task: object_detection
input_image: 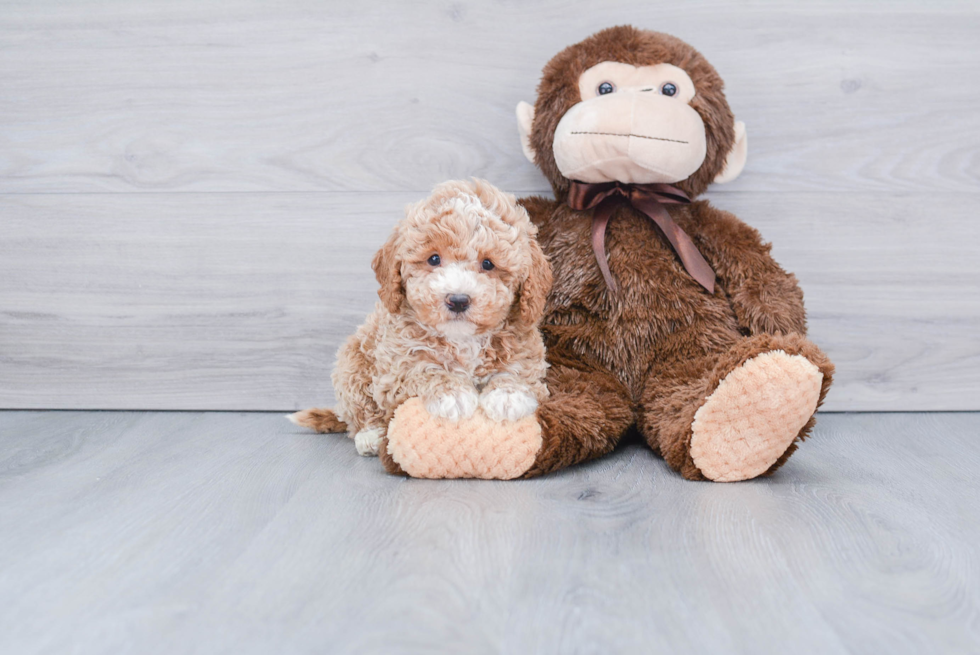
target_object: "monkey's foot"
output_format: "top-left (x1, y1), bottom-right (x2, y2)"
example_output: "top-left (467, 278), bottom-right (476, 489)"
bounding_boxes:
top-left (382, 398), bottom-right (542, 479)
top-left (690, 350), bottom-right (823, 482)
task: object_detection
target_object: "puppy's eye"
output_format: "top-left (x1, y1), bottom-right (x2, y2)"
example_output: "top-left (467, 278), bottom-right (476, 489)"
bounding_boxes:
top-left (481, 259), bottom-right (495, 271)
top-left (597, 81), bottom-right (615, 96)
top-left (660, 82), bottom-right (677, 97)
top-left (427, 254), bottom-right (441, 266)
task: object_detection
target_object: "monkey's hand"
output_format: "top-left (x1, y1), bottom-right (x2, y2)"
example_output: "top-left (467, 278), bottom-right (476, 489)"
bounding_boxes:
top-left (381, 398), bottom-right (542, 479)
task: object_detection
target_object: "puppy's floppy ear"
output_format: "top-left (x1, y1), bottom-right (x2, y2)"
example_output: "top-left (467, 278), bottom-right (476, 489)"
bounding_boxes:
top-left (372, 228), bottom-right (404, 314)
top-left (516, 238), bottom-right (552, 327)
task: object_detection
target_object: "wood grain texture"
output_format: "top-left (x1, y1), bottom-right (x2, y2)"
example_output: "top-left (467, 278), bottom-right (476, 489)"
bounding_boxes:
top-left (2, 191), bottom-right (978, 411)
top-left (0, 193), bottom-right (393, 412)
top-left (1, 0), bottom-right (978, 410)
top-left (0, 1), bottom-right (977, 194)
top-left (1, 410), bottom-right (979, 654)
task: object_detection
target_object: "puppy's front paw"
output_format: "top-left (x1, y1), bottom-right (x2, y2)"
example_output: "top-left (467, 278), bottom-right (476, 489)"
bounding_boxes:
top-left (353, 428), bottom-right (385, 456)
top-left (480, 388), bottom-right (539, 422)
top-left (425, 388), bottom-right (479, 422)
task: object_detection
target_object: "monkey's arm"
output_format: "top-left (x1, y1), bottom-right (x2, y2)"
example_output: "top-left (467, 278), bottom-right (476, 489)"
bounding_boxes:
top-left (688, 201), bottom-right (807, 336)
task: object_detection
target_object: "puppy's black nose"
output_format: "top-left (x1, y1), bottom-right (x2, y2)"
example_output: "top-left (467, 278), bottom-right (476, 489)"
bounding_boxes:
top-left (447, 294), bottom-right (471, 313)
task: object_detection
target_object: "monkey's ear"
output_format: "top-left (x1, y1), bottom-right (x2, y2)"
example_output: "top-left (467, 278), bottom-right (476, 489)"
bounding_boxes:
top-left (713, 121), bottom-right (748, 184)
top-left (371, 228), bottom-right (404, 314)
top-left (516, 101), bottom-right (536, 163)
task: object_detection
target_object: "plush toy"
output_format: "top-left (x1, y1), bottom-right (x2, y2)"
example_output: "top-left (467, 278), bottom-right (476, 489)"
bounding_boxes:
top-left (383, 25), bottom-right (834, 482)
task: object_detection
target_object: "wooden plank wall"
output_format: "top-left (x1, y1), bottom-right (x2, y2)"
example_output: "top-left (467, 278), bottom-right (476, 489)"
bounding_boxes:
top-left (1, 1), bottom-right (978, 411)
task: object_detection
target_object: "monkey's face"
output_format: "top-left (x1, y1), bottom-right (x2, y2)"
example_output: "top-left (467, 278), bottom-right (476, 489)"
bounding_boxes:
top-left (516, 27), bottom-right (748, 198)
top-left (552, 62), bottom-right (707, 185)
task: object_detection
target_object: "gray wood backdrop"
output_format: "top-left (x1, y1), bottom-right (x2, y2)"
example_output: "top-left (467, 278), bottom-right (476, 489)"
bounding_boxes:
top-left (1, 1), bottom-right (978, 412)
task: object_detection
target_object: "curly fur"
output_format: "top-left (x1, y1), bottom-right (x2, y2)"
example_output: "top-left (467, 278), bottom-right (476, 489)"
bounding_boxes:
top-left (291, 179), bottom-right (553, 456)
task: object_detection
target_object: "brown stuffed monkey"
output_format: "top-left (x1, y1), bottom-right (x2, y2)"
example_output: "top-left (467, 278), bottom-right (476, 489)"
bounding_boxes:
top-left (383, 25), bottom-right (834, 482)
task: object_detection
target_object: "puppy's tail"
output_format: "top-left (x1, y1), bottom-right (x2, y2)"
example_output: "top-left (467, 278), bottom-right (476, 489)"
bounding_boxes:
top-left (287, 408), bottom-right (348, 433)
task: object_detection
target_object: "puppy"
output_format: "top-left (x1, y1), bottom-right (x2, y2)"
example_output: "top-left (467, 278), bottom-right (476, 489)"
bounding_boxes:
top-left (289, 179), bottom-right (552, 456)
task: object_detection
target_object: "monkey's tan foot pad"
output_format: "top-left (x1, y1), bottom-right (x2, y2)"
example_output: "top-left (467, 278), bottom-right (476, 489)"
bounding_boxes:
top-left (386, 398), bottom-right (542, 479)
top-left (690, 350), bottom-right (823, 482)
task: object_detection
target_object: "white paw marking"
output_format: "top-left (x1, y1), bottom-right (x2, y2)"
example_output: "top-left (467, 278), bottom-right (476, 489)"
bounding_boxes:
top-left (480, 388), bottom-right (538, 422)
top-left (354, 428), bottom-right (385, 457)
top-left (425, 387), bottom-right (479, 422)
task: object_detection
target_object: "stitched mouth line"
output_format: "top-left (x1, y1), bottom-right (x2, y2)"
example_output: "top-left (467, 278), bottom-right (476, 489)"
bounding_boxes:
top-left (569, 131), bottom-right (689, 144)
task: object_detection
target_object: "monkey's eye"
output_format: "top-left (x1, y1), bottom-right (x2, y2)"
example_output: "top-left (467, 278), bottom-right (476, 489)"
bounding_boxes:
top-left (481, 259), bottom-right (495, 271)
top-left (661, 82), bottom-right (678, 97)
top-left (597, 81), bottom-right (615, 96)
top-left (427, 254), bottom-right (441, 266)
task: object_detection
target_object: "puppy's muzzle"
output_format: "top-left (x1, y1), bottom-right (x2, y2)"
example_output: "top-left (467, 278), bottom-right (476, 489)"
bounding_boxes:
top-left (446, 294), bottom-right (471, 314)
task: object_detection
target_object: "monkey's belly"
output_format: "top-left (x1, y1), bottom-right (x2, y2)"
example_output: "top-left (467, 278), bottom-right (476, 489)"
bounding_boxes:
top-left (543, 216), bottom-right (741, 393)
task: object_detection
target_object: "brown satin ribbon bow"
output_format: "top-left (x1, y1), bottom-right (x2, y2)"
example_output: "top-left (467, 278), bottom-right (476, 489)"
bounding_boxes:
top-left (566, 180), bottom-right (715, 294)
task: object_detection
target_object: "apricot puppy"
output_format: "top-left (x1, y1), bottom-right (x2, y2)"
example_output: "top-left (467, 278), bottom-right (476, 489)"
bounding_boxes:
top-left (289, 179), bottom-right (552, 456)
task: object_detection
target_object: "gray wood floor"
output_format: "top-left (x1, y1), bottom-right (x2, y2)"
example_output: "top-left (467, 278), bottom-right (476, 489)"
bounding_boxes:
top-left (1, 411), bottom-right (978, 654)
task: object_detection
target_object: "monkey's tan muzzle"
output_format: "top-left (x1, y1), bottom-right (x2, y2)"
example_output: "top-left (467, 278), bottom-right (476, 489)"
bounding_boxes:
top-left (552, 92), bottom-right (708, 185)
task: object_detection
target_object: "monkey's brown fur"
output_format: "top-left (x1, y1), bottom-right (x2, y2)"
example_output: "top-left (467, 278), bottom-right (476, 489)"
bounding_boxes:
top-left (516, 26), bottom-right (834, 480)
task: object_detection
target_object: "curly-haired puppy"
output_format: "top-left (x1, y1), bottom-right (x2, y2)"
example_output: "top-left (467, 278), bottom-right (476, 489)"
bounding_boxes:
top-left (289, 179), bottom-right (552, 456)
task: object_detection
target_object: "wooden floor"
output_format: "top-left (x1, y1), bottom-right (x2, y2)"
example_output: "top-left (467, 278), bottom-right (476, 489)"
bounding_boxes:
top-left (1, 412), bottom-right (978, 653)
